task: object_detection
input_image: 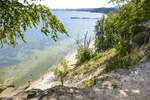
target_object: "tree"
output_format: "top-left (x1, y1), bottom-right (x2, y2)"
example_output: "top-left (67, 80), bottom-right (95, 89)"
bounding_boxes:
top-left (52, 58), bottom-right (70, 86)
top-left (109, 0), bottom-right (141, 7)
top-left (94, 16), bottom-right (106, 51)
top-left (95, 0), bottom-right (150, 55)
top-left (109, 0), bottom-right (130, 8)
top-left (95, 13), bottom-right (117, 51)
top-left (0, 0), bottom-right (68, 47)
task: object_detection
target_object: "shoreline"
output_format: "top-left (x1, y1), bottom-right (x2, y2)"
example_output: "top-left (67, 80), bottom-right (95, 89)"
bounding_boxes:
top-left (27, 50), bottom-right (77, 90)
top-left (27, 41), bottom-right (94, 90)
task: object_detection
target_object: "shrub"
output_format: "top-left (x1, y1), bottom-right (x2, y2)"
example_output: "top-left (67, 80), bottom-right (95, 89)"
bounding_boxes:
top-left (76, 33), bottom-right (94, 66)
top-left (95, 14), bottom-right (116, 52)
top-left (94, 0), bottom-right (150, 55)
top-left (105, 55), bottom-right (132, 72)
top-left (79, 79), bottom-right (94, 88)
top-left (113, 34), bottom-right (130, 56)
top-left (105, 48), bottom-right (144, 73)
top-left (130, 25), bottom-right (146, 34)
top-left (52, 58), bottom-right (70, 85)
top-left (76, 46), bottom-right (94, 66)
top-left (93, 0), bottom-right (150, 74)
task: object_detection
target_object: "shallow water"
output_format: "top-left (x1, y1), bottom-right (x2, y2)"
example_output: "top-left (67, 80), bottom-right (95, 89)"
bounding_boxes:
top-left (0, 11), bottom-right (103, 87)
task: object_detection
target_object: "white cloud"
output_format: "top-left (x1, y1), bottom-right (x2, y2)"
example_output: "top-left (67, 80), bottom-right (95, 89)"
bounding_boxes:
top-left (33, 0), bottom-right (114, 9)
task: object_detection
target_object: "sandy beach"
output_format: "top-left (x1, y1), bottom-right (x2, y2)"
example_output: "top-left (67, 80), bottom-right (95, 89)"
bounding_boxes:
top-left (27, 50), bottom-right (77, 90)
top-left (27, 41), bottom-right (94, 90)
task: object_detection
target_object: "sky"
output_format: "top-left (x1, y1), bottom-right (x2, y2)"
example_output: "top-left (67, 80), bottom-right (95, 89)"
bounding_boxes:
top-left (33, 0), bottom-right (114, 9)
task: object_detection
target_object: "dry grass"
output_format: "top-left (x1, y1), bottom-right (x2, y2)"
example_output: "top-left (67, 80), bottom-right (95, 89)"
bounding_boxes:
top-left (73, 49), bottom-right (116, 76)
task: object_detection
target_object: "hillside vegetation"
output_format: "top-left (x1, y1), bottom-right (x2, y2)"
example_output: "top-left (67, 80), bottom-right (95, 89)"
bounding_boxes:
top-left (61, 0), bottom-right (150, 88)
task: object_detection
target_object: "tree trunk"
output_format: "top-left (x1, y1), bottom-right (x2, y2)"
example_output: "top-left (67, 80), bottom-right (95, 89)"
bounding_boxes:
top-left (61, 78), bottom-right (64, 86)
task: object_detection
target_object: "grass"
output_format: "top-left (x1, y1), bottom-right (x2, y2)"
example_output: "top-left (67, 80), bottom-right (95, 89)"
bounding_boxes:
top-left (79, 73), bottom-right (111, 88)
top-left (64, 49), bottom-right (116, 85)
top-left (104, 47), bottom-right (145, 73)
top-left (72, 49), bottom-right (116, 76)
top-left (78, 50), bottom-right (144, 88)
top-left (65, 43), bottom-right (147, 89)
top-left (79, 79), bottom-right (94, 88)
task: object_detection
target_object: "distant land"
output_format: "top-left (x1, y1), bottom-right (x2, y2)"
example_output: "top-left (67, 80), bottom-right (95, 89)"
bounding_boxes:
top-left (52, 7), bottom-right (118, 14)
top-left (70, 17), bottom-right (100, 19)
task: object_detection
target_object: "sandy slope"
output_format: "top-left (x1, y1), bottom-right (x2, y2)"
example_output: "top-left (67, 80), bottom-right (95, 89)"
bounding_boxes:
top-left (28, 42), bottom-right (94, 90)
top-left (27, 51), bottom-right (77, 90)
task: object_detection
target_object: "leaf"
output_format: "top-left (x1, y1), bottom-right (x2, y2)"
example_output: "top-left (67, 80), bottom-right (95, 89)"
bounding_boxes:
top-left (0, 0), bottom-right (68, 47)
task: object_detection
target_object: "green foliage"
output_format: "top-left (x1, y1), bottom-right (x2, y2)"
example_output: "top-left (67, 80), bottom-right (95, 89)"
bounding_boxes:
top-left (109, 0), bottom-right (128, 4)
top-left (130, 25), bottom-right (146, 34)
top-left (76, 46), bottom-right (94, 66)
top-left (79, 79), bottom-right (94, 88)
top-left (136, 0), bottom-right (150, 22)
top-left (94, 0), bottom-right (150, 74)
top-left (70, 49), bottom-right (116, 77)
top-left (105, 48), bottom-right (144, 72)
top-left (0, 0), bottom-right (68, 47)
top-left (105, 56), bottom-right (132, 72)
top-left (95, 13), bottom-right (118, 52)
top-left (109, 0), bottom-right (140, 7)
top-left (94, 16), bottom-right (107, 51)
top-left (114, 34), bottom-right (130, 56)
top-left (52, 58), bottom-right (70, 85)
top-left (95, 0), bottom-right (150, 55)
top-left (76, 33), bottom-right (94, 66)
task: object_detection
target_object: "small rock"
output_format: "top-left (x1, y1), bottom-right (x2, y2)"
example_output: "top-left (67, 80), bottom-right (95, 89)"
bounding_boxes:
top-left (0, 87), bottom-right (5, 93)
top-left (27, 91), bottom-right (36, 99)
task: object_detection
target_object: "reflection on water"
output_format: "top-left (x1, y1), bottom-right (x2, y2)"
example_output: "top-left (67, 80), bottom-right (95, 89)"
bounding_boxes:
top-left (0, 11), bottom-right (103, 87)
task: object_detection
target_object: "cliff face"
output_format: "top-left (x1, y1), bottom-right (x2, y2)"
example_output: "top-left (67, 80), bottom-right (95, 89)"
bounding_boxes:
top-left (1, 60), bottom-right (150, 100)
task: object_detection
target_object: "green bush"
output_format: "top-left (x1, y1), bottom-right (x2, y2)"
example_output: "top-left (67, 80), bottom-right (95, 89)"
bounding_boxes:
top-left (75, 33), bottom-right (94, 66)
top-left (105, 56), bottom-right (132, 72)
top-left (95, 14), bottom-right (116, 52)
top-left (94, 0), bottom-right (150, 73)
top-left (52, 58), bottom-right (70, 85)
top-left (105, 48), bottom-right (144, 73)
top-left (76, 46), bottom-right (94, 66)
top-left (130, 25), bottom-right (146, 34)
top-left (94, 0), bottom-right (150, 56)
top-left (136, 0), bottom-right (150, 22)
top-left (114, 34), bottom-right (130, 56)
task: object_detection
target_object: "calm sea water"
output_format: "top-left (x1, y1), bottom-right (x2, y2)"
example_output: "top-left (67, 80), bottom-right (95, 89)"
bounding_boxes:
top-left (0, 11), bottom-right (103, 86)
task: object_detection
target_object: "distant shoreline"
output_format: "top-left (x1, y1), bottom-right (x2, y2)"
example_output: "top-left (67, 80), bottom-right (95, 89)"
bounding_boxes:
top-left (51, 7), bottom-right (118, 14)
top-left (70, 17), bottom-right (100, 19)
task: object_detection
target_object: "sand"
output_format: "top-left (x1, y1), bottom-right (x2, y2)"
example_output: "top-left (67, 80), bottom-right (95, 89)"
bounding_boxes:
top-left (27, 50), bottom-right (77, 90)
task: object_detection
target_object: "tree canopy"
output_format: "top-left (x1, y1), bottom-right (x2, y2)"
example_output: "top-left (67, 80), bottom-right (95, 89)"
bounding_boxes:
top-left (95, 0), bottom-right (150, 53)
top-left (0, 0), bottom-right (68, 47)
